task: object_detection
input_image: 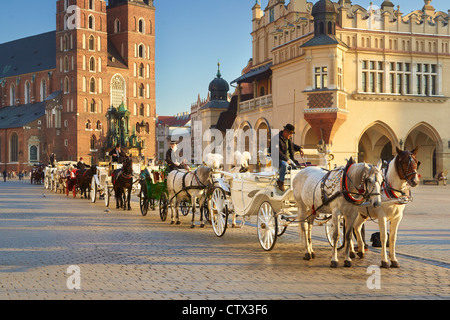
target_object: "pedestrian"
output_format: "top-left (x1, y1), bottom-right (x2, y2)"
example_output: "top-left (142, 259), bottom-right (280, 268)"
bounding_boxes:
top-left (3, 169), bottom-right (6, 182)
top-left (438, 171), bottom-right (447, 186)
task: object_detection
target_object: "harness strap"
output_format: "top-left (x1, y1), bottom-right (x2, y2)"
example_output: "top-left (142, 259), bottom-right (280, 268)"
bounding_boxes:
top-left (341, 163), bottom-right (365, 205)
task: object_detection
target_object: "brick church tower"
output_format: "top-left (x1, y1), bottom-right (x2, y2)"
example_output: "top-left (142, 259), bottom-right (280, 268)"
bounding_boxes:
top-left (52, 0), bottom-right (156, 164)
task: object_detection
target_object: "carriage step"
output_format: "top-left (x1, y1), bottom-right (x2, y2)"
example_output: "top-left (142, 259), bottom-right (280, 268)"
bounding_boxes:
top-left (281, 214), bottom-right (297, 221)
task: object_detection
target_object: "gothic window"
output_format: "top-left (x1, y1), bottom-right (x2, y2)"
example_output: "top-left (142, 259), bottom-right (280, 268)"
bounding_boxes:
top-left (10, 133), bottom-right (18, 162)
top-left (139, 84), bottom-right (144, 98)
top-left (64, 77), bottom-right (70, 93)
top-left (89, 57), bottom-right (96, 71)
top-left (64, 35), bottom-right (69, 51)
top-left (139, 63), bottom-right (144, 77)
top-left (136, 122), bottom-right (141, 134)
top-left (10, 84), bottom-right (15, 106)
top-left (90, 99), bottom-right (96, 113)
top-left (24, 81), bottom-right (31, 104)
top-left (90, 135), bottom-right (97, 151)
top-left (114, 19), bottom-right (120, 33)
top-left (139, 104), bottom-right (144, 116)
top-left (138, 19), bottom-right (145, 33)
top-left (90, 77), bottom-right (96, 93)
top-left (96, 120), bottom-right (102, 130)
top-left (88, 15), bottom-right (94, 30)
top-left (89, 0), bottom-right (94, 10)
top-left (138, 44), bottom-right (144, 58)
top-left (64, 56), bottom-right (69, 72)
top-left (110, 74), bottom-right (126, 108)
top-left (30, 145), bottom-right (38, 162)
top-left (85, 120), bottom-right (91, 130)
top-left (89, 35), bottom-right (95, 50)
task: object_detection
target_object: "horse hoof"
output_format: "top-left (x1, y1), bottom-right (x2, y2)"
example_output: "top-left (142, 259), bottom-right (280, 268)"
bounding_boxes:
top-left (127, 207), bottom-right (131, 211)
top-left (391, 261), bottom-right (400, 268)
top-left (200, 224), bottom-right (205, 228)
top-left (381, 261), bottom-right (390, 268)
top-left (350, 252), bottom-right (356, 259)
top-left (170, 221), bottom-right (175, 225)
top-left (190, 225), bottom-right (195, 229)
top-left (303, 253), bottom-right (311, 261)
top-left (344, 260), bottom-right (352, 268)
top-left (232, 223), bottom-right (237, 228)
top-left (311, 252), bottom-right (316, 259)
top-left (357, 252), bottom-right (364, 259)
top-left (330, 261), bottom-right (338, 268)
top-left (176, 221), bottom-right (181, 225)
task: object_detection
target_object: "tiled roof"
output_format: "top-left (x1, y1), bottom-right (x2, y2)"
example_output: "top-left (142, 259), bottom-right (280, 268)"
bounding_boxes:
top-left (157, 115), bottom-right (191, 127)
top-left (0, 31), bottom-right (56, 79)
top-left (0, 101), bottom-right (46, 129)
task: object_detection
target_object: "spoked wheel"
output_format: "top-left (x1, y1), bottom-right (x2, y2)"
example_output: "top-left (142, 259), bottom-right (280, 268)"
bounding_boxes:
top-left (277, 214), bottom-right (287, 237)
top-left (91, 176), bottom-right (97, 203)
top-left (104, 181), bottom-right (110, 207)
top-left (324, 215), bottom-right (345, 250)
top-left (159, 193), bottom-right (169, 221)
top-left (140, 185), bottom-right (149, 216)
top-left (257, 201), bottom-right (278, 251)
top-left (210, 187), bottom-right (228, 237)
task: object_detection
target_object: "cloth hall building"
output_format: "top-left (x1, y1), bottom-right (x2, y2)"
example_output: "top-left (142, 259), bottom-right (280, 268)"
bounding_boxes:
top-left (227, 0), bottom-right (450, 180)
top-left (0, 0), bottom-right (156, 172)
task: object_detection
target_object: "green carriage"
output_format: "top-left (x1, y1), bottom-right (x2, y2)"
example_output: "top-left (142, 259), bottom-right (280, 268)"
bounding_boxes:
top-left (139, 166), bottom-right (170, 220)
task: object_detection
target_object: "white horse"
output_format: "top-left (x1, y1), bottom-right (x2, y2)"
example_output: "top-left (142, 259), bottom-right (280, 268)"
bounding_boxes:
top-left (167, 166), bottom-right (213, 228)
top-left (353, 147), bottom-right (420, 268)
top-left (292, 158), bottom-right (383, 268)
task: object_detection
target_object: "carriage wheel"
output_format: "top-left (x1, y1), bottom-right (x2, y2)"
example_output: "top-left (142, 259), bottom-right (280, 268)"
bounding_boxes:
top-left (179, 199), bottom-right (190, 217)
top-left (257, 201), bottom-right (278, 251)
top-left (91, 177), bottom-right (97, 203)
top-left (277, 214), bottom-right (287, 237)
top-left (104, 181), bottom-right (110, 207)
top-left (324, 215), bottom-right (345, 250)
top-left (210, 187), bottom-right (228, 237)
top-left (139, 186), bottom-right (149, 216)
top-left (159, 193), bottom-right (169, 221)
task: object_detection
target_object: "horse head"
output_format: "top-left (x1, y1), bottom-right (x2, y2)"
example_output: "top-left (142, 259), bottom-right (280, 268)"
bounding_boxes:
top-left (122, 156), bottom-right (133, 175)
top-left (395, 146), bottom-right (420, 187)
top-left (362, 159), bottom-right (383, 208)
top-left (196, 166), bottom-right (213, 187)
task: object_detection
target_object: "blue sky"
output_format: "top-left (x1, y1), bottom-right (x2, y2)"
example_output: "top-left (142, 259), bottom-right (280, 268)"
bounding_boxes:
top-left (0, 1), bottom-right (448, 116)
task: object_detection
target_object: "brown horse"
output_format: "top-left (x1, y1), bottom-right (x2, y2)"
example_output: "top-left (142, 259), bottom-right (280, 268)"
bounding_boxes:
top-left (76, 165), bottom-right (97, 199)
top-left (112, 156), bottom-right (134, 210)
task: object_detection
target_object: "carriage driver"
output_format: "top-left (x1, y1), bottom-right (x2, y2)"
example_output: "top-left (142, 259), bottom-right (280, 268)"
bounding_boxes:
top-left (274, 124), bottom-right (304, 192)
top-left (166, 140), bottom-right (188, 172)
top-left (76, 157), bottom-right (90, 170)
top-left (109, 144), bottom-right (126, 163)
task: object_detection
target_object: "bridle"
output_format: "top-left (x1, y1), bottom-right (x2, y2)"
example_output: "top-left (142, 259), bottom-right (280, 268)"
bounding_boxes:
top-left (395, 152), bottom-right (420, 186)
top-left (342, 163), bottom-right (382, 205)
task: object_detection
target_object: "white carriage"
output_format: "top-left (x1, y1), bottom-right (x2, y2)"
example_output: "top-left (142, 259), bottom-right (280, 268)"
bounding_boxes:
top-left (99, 161), bottom-right (143, 207)
top-left (208, 151), bottom-right (341, 251)
top-left (44, 161), bottom-right (76, 192)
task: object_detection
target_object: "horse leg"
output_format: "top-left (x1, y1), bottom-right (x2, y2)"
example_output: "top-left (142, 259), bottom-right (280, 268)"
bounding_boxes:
top-left (175, 198), bottom-right (181, 225)
top-left (170, 195), bottom-right (175, 224)
top-left (298, 204), bottom-right (312, 260)
top-left (389, 216), bottom-right (402, 268)
top-left (199, 196), bottom-right (205, 228)
top-left (343, 213), bottom-right (357, 267)
top-left (378, 216), bottom-right (389, 268)
top-left (190, 196), bottom-right (196, 228)
top-left (354, 214), bottom-right (368, 259)
top-left (330, 210), bottom-right (341, 268)
top-left (127, 186), bottom-right (132, 210)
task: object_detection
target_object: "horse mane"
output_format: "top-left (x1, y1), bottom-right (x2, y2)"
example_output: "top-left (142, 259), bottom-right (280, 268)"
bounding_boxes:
top-left (346, 162), bottom-right (369, 192)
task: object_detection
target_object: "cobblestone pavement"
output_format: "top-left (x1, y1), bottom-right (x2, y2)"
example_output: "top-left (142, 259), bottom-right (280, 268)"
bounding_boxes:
top-left (0, 180), bottom-right (448, 300)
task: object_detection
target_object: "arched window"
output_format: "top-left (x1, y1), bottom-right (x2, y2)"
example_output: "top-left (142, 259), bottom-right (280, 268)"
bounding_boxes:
top-left (136, 122), bottom-right (141, 133)
top-left (89, 57), bottom-right (96, 71)
top-left (139, 104), bottom-right (144, 116)
top-left (96, 120), bottom-right (102, 130)
top-left (85, 120), bottom-right (91, 130)
top-left (64, 56), bottom-right (69, 72)
top-left (90, 135), bottom-right (97, 150)
top-left (114, 19), bottom-right (120, 33)
top-left (88, 15), bottom-right (94, 30)
top-left (30, 145), bottom-right (38, 162)
top-left (111, 74), bottom-right (126, 108)
top-left (90, 77), bottom-right (96, 93)
top-left (40, 80), bottom-right (46, 102)
top-left (64, 34), bottom-right (69, 51)
top-left (10, 84), bottom-right (15, 106)
top-left (138, 44), bottom-right (144, 58)
top-left (10, 133), bottom-right (19, 162)
top-left (24, 81), bottom-right (31, 104)
top-left (145, 122), bottom-right (149, 133)
top-left (90, 99), bottom-right (96, 113)
top-left (139, 63), bottom-right (144, 77)
top-left (89, 35), bottom-right (95, 50)
top-left (89, 0), bottom-right (94, 10)
top-left (139, 84), bottom-right (144, 98)
top-left (64, 77), bottom-right (70, 93)
top-left (138, 19), bottom-right (145, 33)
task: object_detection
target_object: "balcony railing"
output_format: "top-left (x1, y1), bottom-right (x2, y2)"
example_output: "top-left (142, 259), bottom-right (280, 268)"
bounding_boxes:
top-left (239, 94), bottom-right (273, 113)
